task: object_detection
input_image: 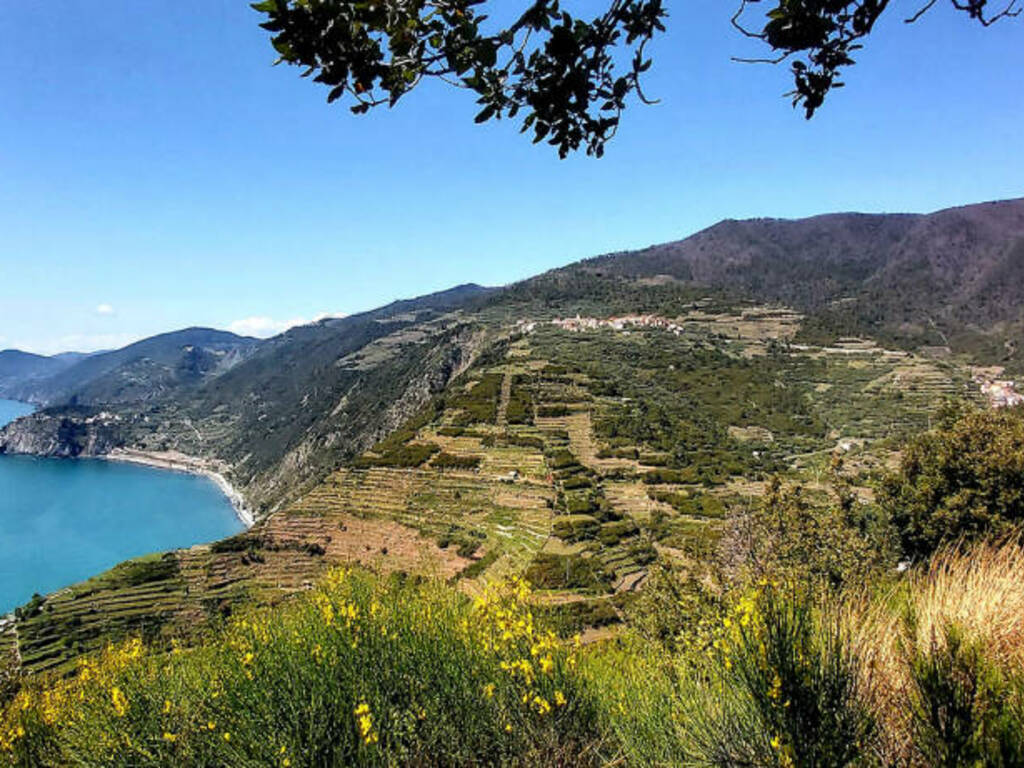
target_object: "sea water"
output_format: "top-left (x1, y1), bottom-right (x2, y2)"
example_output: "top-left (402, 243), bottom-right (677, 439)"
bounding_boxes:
top-left (0, 399), bottom-right (243, 613)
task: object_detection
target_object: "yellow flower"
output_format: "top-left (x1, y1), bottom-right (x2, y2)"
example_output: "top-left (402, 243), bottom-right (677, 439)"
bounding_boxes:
top-left (110, 687), bottom-right (128, 718)
top-left (162, 732), bottom-right (178, 743)
top-left (163, 699), bottom-right (172, 714)
top-left (554, 690), bottom-right (567, 707)
top-left (483, 683), bottom-right (496, 699)
top-left (354, 702), bottom-right (378, 745)
top-left (223, 732), bottom-right (232, 742)
top-left (768, 671), bottom-right (783, 701)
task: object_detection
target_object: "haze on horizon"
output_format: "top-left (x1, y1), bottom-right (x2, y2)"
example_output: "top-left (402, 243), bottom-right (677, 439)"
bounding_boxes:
top-left (1, 1), bottom-right (1021, 356)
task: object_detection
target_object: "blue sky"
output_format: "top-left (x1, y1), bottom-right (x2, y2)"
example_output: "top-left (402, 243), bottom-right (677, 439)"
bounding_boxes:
top-left (1, 1), bottom-right (1021, 354)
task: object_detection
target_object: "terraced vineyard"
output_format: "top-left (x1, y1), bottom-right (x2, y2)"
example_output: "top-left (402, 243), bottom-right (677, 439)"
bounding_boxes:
top-left (1, 299), bottom-right (993, 677)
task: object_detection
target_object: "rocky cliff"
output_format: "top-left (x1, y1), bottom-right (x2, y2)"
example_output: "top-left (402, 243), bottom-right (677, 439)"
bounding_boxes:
top-left (0, 410), bottom-right (124, 458)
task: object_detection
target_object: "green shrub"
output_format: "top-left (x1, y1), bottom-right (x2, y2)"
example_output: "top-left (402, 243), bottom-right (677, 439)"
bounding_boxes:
top-left (564, 494), bottom-right (598, 516)
top-left (552, 515), bottom-right (601, 543)
top-left (647, 490), bottom-right (726, 519)
top-left (597, 520), bottom-right (639, 546)
top-left (437, 525), bottom-right (486, 557)
top-left (506, 376), bottom-right (535, 426)
top-left (108, 554), bottom-right (181, 588)
top-left (681, 587), bottom-right (875, 767)
top-left (561, 475), bottom-right (593, 491)
top-left (907, 624), bottom-right (1024, 767)
top-left (638, 453), bottom-right (670, 467)
top-left (880, 406), bottom-right (1024, 559)
top-left (449, 374), bottom-right (503, 425)
top-left (525, 554), bottom-right (611, 592)
top-left (546, 449), bottom-right (579, 470)
top-left (14, 594), bottom-right (45, 622)
top-left (537, 405), bottom-right (570, 418)
top-left (456, 549), bottom-right (500, 581)
top-left (354, 443), bottom-right (440, 469)
top-left (596, 447), bottom-right (639, 460)
top-left (210, 534), bottom-right (265, 554)
top-left (431, 452), bottom-right (482, 471)
top-left (504, 434), bottom-right (545, 450)
top-left (537, 600), bottom-right (620, 636)
top-left (642, 468), bottom-right (695, 485)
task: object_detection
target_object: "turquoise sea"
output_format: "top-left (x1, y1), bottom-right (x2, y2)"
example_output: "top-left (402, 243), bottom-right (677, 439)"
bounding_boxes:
top-left (0, 399), bottom-right (243, 613)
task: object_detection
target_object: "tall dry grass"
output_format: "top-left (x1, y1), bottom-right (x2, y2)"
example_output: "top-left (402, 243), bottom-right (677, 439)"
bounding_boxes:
top-left (847, 537), bottom-right (1024, 764)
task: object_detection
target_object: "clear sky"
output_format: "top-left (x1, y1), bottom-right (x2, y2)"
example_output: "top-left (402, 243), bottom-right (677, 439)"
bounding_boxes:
top-left (1, 1), bottom-right (1021, 354)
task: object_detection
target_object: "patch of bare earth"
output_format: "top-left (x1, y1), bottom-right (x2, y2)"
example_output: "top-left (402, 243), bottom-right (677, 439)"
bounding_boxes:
top-left (263, 513), bottom-right (471, 580)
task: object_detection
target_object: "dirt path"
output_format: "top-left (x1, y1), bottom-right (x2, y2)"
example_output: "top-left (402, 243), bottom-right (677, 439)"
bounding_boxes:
top-left (496, 371), bottom-right (513, 427)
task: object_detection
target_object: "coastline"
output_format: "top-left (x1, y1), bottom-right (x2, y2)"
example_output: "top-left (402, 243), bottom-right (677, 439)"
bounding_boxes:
top-left (104, 448), bottom-right (255, 528)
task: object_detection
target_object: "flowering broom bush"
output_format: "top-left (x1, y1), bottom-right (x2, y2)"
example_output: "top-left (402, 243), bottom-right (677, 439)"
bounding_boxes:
top-left (0, 570), bottom-right (602, 767)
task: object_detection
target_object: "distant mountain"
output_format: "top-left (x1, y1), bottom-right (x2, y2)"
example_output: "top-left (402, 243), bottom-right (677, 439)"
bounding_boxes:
top-left (579, 211), bottom-right (920, 307)
top-left (0, 350), bottom-right (82, 395)
top-left (572, 198), bottom-right (1024, 354)
top-left (4, 328), bottom-right (260, 406)
top-left (0, 285), bottom-right (495, 512)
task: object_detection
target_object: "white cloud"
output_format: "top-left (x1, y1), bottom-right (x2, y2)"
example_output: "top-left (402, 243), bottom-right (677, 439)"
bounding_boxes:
top-left (228, 312), bottom-right (348, 339)
top-left (95, 303), bottom-right (115, 316)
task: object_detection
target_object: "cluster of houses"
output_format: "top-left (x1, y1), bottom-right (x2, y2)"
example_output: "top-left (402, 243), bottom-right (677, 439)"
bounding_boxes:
top-left (976, 376), bottom-right (1024, 408)
top-left (549, 314), bottom-right (685, 335)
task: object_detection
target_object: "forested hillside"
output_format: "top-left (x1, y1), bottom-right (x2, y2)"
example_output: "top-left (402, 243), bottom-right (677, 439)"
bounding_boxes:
top-left (576, 198), bottom-right (1024, 359)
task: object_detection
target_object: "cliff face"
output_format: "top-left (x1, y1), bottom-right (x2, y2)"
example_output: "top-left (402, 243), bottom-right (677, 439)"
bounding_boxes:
top-left (238, 321), bottom-right (485, 514)
top-left (0, 411), bottom-right (124, 458)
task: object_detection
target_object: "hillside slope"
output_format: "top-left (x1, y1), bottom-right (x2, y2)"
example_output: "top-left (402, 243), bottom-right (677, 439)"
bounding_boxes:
top-left (0, 350), bottom-right (81, 394)
top-left (1, 290), bottom-right (986, 676)
top-left (573, 198), bottom-right (1024, 358)
top-left (3, 328), bottom-right (260, 406)
top-left (0, 286), bottom-right (496, 513)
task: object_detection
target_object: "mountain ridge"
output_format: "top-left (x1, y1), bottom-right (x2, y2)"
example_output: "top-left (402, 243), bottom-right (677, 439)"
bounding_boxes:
top-left (565, 196), bottom-right (1024, 353)
top-left (0, 328), bottom-right (261, 407)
